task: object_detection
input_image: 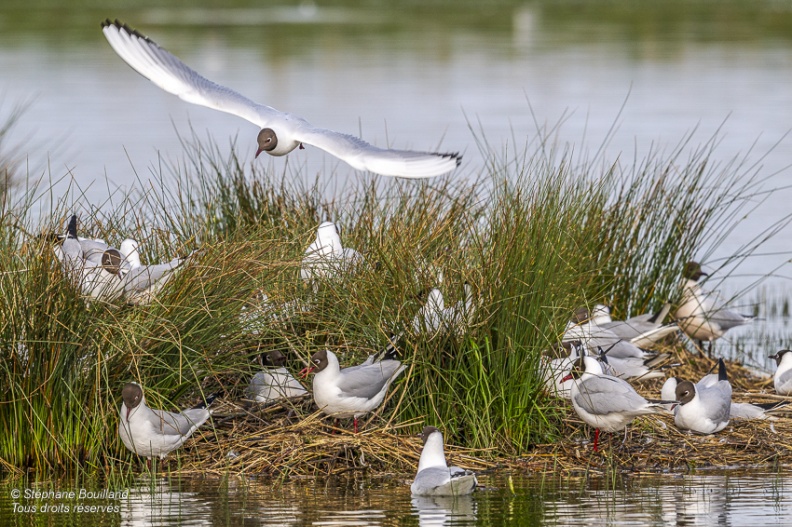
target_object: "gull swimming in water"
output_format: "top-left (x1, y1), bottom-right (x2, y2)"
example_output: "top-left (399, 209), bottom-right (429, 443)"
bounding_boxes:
top-left (118, 382), bottom-right (217, 460)
top-left (101, 19), bottom-right (461, 178)
top-left (411, 426), bottom-right (477, 497)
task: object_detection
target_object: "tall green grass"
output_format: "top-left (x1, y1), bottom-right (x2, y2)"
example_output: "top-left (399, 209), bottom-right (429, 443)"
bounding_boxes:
top-left (0, 121), bottom-right (786, 475)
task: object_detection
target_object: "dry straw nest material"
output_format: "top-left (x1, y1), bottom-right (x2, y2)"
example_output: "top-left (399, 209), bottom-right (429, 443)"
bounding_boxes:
top-left (159, 349), bottom-right (792, 479)
top-left (174, 400), bottom-right (496, 478)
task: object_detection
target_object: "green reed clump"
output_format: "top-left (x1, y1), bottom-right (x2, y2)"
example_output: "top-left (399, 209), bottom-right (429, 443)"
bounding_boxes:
top-left (0, 121), bottom-right (784, 475)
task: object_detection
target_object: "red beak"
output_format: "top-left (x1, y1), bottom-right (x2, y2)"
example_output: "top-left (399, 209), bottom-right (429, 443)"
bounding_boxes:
top-left (255, 147), bottom-right (263, 158)
top-left (560, 373), bottom-right (573, 383)
top-left (299, 366), bottom-right (316, 379)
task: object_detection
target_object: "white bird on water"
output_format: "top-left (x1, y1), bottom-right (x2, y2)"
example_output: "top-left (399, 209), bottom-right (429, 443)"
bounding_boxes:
top-left (118, 382), bottom-right (217, 460)
top-left (411, 426), bottom-right (478, 497)
top-left (302, 349), bottom-right (405, 433)
top-left (101, 19), bottom-right (461, 178)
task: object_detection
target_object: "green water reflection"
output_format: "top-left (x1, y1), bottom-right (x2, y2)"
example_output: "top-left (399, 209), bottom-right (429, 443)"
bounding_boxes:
top-left (0, 472), bottom-right (789, 526)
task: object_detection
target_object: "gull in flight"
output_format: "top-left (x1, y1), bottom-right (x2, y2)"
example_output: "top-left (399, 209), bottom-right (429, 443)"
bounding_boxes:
top-left (101, 19), bottom-right (461, 178)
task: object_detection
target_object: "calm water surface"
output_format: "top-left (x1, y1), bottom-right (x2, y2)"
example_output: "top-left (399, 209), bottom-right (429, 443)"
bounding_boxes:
top-left (1, 472), bottom-right (790, 526)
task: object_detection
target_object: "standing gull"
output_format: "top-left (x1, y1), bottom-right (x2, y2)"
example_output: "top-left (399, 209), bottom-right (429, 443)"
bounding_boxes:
top-left (675, 261), bottom-right (753, 353)
top-left (302, 349), bottom-right (405, 433)
top-left (562, 355), bottom-right (672, 452)
top-left (411, 426), bottom-right (477, 497)
top-left (118, 382), bottom-right (217, 460)
top-left (101, 19), bottom-right (461, 178)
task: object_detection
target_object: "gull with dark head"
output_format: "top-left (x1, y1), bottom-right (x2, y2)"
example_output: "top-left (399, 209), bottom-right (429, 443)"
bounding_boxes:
top-left (671, 358), bottom-right (732, 434)
top-left (101, 19), bottom-right (461, 178)
top-left (675, 261), bottom-right (753, 354)
top-left (118, 382), bottom-right (217, 460)
top-left (770, 349), bottom-right (792, 395)
top-left (562, 355), bottom-right (673, 452)
top-left (301, 348), bottom-right (405, 433)
top-left (245, 350), bottom-right (308, 405)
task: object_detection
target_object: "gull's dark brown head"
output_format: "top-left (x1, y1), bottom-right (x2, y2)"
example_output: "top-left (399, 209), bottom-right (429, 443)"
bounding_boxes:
top-left (418, 426), bottom-right (441, 444)
top-left (255, 128), bottom-right (278, 158)
top-left (674, 380), bottom-right (696, 406)
top-left (310, 349), bottom-right (330, 373)
top-left (122, 382), bottom-right (144, 419)
top-left (262, 350), bottom-right (286, 368)
top-left (682, 261), bottom-right (708, 281)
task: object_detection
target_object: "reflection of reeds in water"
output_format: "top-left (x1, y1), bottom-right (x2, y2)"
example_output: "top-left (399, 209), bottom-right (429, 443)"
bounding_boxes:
top-left (0, 121), bottom-right (788, 477)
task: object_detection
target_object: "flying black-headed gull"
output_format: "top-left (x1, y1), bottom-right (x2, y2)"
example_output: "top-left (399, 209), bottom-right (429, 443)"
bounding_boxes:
top-left (674, 262), bottom-right (753, 353)
top-left (118, 382), bottom-right (217, 460)
top-left (671, 358), bottom-right (732, 434)
top-left (770, 349), bottom-right (792, 395)
top-left (301, 348), bottom-right (405, 433)
top-left (411, 426), bottom-right (478, 497)
top-left (245, 350), bottom-right (308, 405)
top-left (101, 19), bottom-right (461, 178)
top-left (596, 303), bottom-right (679, 348)
top-left (561, 355), bottom-right (673, 452)
top-left (301, 222), bottom-right (364, 282)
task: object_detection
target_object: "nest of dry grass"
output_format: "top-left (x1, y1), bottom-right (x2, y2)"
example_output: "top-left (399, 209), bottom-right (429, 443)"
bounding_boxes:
top-left (172, 398), bottom-right (497, 479)
top-left (157, 347), bottom-right (792, 479)
top-left (519, 347), bottom-right (792, 475)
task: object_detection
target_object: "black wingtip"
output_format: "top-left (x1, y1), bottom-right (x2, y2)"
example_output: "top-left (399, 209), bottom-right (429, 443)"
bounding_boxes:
top-left (718, 358), bottom-right (728, 382)
top-left (101, 18), bottom-right (155, 44)
top-left (194, 391), bottom-right (222, 409)
top-left (67, 215), bottom-right (77, 239)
